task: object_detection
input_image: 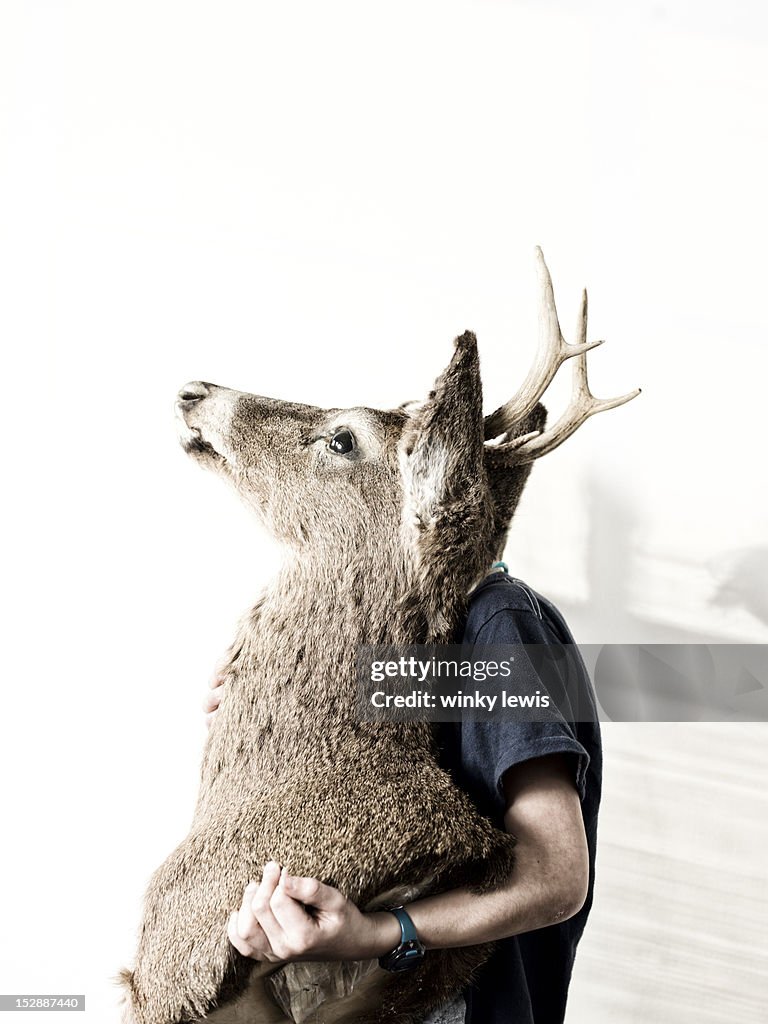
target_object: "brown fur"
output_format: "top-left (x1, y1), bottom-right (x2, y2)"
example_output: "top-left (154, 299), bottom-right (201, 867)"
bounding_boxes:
top-left (120, 332), bottom-right (543, 1024)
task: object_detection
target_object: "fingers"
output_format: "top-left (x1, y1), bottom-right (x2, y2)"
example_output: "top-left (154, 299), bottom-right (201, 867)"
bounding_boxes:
top-left (269, 869), bottom-right (316, 944)
top-left (248, 862), bottom-right (287, 959)
top-left (228, 870), bottom-right (283, 962)
top-left (236, 881), bottom-right (262, 940)
top-left (227, 864), bottom-right (349, 962)
top-left (203, 687), bottom-right (223, 714)
top-left (204, 670), bottom-right (226, 726)
top-left (227, 881), bottom-right (271, 959)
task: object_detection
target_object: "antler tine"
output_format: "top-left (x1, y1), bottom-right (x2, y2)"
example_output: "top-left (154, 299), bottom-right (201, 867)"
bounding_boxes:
top-left (510, 291), bottom-right (641, 463)
top-left (483, 247), bottom-right (602, 440)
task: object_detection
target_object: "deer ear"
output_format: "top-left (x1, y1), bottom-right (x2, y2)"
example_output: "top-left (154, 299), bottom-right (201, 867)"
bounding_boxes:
top-left (400, 331), bottom-right (486, 532)
top-left (398, 331), bottom-right (492, 641)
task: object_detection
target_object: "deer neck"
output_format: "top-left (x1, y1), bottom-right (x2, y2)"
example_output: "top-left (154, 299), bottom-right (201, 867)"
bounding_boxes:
top-left (195, 537), bottom-right (461, 806)
top-left (260, 544), bottom-right (415, 647)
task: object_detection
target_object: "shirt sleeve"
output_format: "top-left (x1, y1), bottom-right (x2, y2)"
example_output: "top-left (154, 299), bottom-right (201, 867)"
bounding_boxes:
top-left (455, 605), bottom-right (591, 817)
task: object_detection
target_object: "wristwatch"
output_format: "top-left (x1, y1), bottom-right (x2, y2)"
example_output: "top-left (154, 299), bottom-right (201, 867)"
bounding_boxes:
top-left (378, 906), bottom-right (426, 972)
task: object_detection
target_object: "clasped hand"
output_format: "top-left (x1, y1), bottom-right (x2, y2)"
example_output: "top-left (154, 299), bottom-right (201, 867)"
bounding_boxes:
top-left (228, 861), bottom-right (397, 963)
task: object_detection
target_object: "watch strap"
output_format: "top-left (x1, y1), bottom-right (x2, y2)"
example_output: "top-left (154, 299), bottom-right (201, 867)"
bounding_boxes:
top-left (389, 906), bottom-right (419, 945)
top-left (378, 906), bottom-right (426, 972)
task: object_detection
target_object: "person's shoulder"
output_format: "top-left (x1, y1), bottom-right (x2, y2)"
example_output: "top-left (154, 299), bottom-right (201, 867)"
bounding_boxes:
top-left (464, 573), bottom-right (575, 645)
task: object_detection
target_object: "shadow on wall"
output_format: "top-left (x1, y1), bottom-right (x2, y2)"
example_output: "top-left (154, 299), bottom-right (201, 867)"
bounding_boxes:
top-left (709, 547), bottom-right (768, 628)
top-left (539, 478), bottom-right (768, 721)
top-left (554, 477), bottom-right (768, 644)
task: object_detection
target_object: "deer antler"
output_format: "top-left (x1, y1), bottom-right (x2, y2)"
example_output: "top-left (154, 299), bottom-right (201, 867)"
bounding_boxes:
top-left (484, 247), bottom-right (640, 463)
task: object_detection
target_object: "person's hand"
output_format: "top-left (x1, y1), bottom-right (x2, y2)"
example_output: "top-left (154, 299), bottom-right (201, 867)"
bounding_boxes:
top-left (203, 670), bottom-right (225, 729)
top-left (227, 861), bottom-right (400, 963)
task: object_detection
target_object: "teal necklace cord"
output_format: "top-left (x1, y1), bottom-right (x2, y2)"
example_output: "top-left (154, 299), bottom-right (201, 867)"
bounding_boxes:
top-left (491, 560), bottom-right (509, 574)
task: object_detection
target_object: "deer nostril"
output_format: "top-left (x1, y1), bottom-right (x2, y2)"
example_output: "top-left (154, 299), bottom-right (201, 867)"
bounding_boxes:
top-left (178, 382), bottom-right (210, 403)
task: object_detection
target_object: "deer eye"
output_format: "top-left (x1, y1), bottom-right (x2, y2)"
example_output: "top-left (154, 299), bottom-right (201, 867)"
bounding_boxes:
top-left (328, 429), bottom-right (355, 455)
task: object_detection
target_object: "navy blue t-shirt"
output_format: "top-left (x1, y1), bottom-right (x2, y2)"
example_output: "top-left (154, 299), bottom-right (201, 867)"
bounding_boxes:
top-left (437, 573), bottom-right (602, 1024)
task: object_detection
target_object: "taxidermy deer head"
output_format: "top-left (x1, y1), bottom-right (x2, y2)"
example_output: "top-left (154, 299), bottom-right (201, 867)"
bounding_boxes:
top-left (175, 247), bottom-right (639, 639)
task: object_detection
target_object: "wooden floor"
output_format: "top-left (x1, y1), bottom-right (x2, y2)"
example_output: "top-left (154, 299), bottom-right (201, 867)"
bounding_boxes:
top-left (567, 723), bottom-right (768, 1022)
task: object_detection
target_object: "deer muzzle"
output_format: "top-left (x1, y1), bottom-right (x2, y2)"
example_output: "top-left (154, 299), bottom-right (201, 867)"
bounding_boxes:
top-left (175, 381), bottom-right (238, 463)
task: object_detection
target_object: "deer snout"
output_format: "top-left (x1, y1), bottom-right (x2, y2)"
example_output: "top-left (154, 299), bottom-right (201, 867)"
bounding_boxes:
top-left (175, 381), bottom-right (237, 466)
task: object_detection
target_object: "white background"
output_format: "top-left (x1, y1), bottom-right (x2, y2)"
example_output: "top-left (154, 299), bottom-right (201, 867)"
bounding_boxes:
top-left (0, 2), bottom-right (766, 1021)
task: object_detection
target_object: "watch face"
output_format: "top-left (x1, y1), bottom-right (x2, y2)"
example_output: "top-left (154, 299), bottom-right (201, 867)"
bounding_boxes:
top-left (380, 940), bottom-right (426, 973)
top-left (391, 951), bottom-right (424, 971)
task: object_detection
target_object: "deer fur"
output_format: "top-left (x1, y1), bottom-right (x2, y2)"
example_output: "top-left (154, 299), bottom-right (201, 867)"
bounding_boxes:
top-left (119, 252), bottom-right (637, 1024)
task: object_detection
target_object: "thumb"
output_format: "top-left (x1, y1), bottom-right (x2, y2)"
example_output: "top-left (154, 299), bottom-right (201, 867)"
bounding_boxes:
top-left (281, 872), bottom-right (346, 912)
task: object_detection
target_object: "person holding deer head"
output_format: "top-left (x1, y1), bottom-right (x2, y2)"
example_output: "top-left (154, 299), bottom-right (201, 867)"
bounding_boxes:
top-left (123, 249), bottom-right (637, 1024)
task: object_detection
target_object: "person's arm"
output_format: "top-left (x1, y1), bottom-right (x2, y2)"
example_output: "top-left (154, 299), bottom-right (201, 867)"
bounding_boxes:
top-left (404, 752), bottom-right (589, 948)
top-left (228, 753), bottom-right (589, 962)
